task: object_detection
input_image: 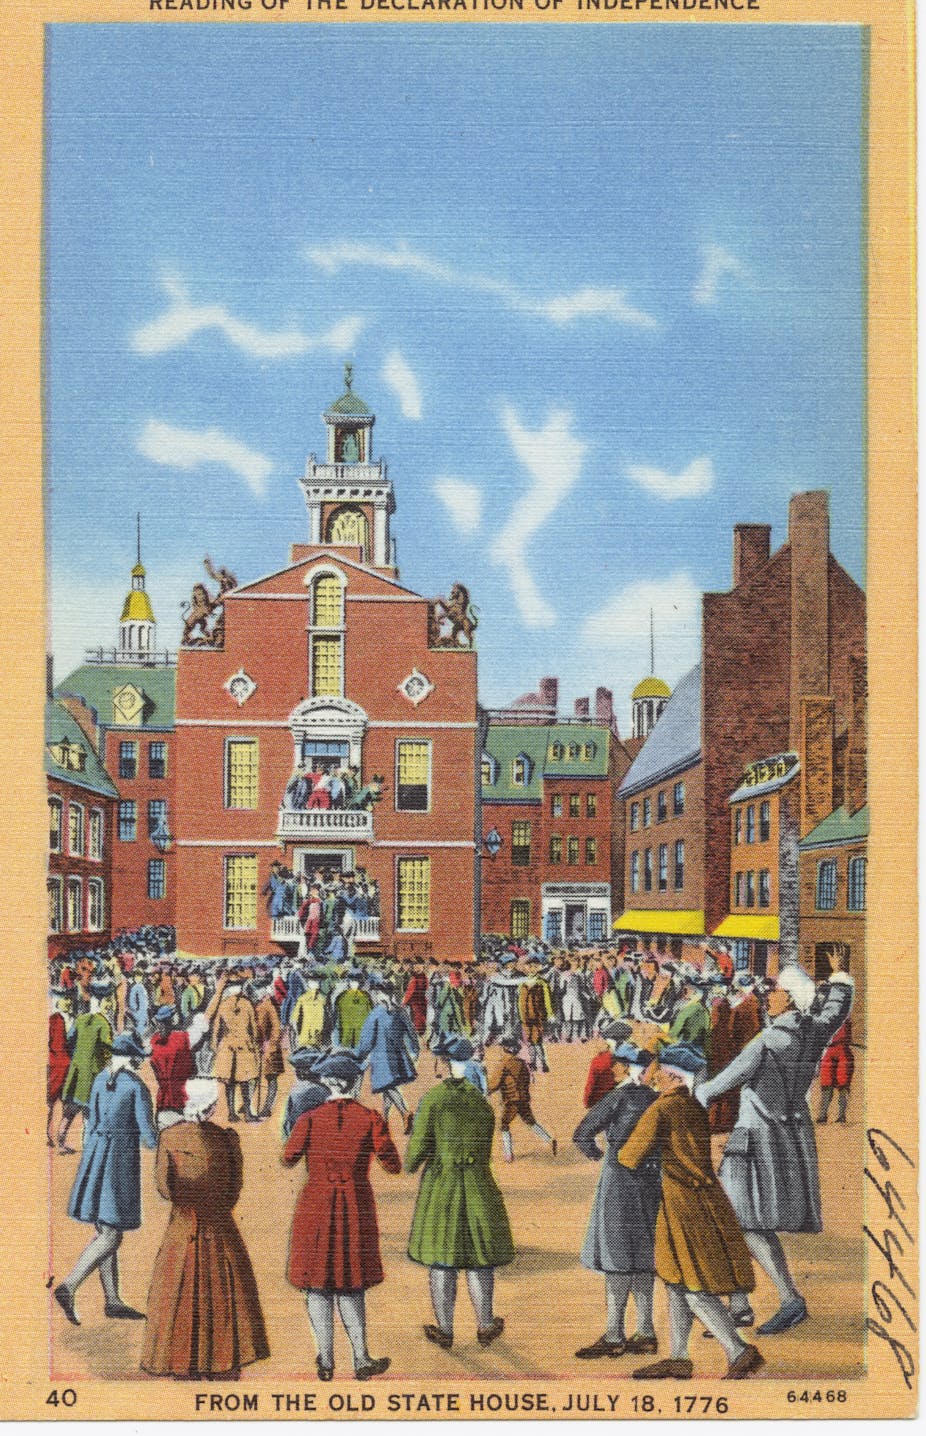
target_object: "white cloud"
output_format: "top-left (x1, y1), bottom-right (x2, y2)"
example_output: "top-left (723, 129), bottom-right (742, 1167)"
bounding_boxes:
top-left (381, 349), bottom-right (423, 420)
top-left (581, 570), bottom-right (703, 728)
top-left (138, 419), bottom-right (273, 497)
top-left (306, 240), bottom-right (658, 332)
top-left (490, 406), bottom-right (587, 628)
top-left (434, 477), bottom-right (482, 536)
top-left (131, 275), bottom-right (364, 358)
top-left (693, 243), bottom-right (749, 306)
top-left (625, 456), bottom-right (716, 502)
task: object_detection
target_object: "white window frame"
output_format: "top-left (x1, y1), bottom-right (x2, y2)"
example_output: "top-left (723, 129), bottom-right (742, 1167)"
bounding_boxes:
top-left (395, 855), bottom-right (431, 933)
top-left (395, 738), bottom-right (433, 814)
top-left (68, 802), bottom-right (85, 858)
top-left (49, 796), bottom-right (63, 854)
top-left (88, 807), bottom-right (104, 861)
top-left (223, 853), bottom-right (259, 931)
top-left (87, 878), bottom-right (104, 932)
top-left (48, 876), bottom-right (63, 934)
top-left (66, 876), bottom-right (83, 933)
top-left (224, 737), bottom-right (259, 811)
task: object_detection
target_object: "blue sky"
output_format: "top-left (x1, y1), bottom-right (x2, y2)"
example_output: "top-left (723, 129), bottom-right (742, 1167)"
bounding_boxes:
top-left (47, 23), bottom-right (866, 729)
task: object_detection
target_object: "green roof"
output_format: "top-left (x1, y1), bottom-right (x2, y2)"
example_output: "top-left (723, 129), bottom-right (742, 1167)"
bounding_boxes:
top-left (325, 389), bottom-right (373, 418)
top-left (45, 700), bottom-right (119, 799)
top-left (799, 804), bottom-right (869, 850)
top-left (57, 663), bottom-right (176, 730)
top-left (483, 723), bottom-right (609, 801)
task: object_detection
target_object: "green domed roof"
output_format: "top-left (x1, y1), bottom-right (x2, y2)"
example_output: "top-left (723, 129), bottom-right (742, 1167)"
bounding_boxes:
top-left (324, 363), bottom-right (373, 419)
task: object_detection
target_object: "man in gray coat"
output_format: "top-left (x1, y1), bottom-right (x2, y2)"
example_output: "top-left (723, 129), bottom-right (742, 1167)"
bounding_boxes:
top-left (696, 958), bottom-right (854, 1335)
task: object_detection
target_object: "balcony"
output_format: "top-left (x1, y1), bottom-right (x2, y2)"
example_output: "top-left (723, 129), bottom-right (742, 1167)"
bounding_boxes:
top-left (270, 914), bottom-right (381, 945)
top-left (277, 806), bottom-right (374, 842)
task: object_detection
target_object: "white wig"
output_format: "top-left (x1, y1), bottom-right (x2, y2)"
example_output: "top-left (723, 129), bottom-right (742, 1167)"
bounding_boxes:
top-left (776, 964), bottom-right (816, 1013)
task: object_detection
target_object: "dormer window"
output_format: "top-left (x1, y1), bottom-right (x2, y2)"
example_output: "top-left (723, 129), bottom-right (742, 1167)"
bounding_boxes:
top-left (568, 742), bottom-right (579, 760)
top-left (549, 742), bottom-right (564, 761)
top-left (481, 753), bottom-right (499, 787)
top-left (512, 754), bottom-right (533, 786)
top-left (583, 742), bottom-right (596, 760)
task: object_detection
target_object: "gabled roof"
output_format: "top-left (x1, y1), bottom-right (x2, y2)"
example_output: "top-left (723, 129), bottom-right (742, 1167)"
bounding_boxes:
top-left (45, 700), bottom-right (119, 798)
top-left (230, 549), bottom-right (419, 598)
top-left (57, 664), bottom-right (176, 729)
top-left (482, 722), bottom-right (610, 800)
top-left (619, 664), bottom-right (702, 797)
top-left (799, 805), bottom-right (869, 850)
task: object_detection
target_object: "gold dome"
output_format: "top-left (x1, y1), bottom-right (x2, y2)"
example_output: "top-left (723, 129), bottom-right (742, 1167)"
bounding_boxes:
top-left (632, 675), bottom-right (671, 701)
top-left (120, 589), bottom-right (155, 623)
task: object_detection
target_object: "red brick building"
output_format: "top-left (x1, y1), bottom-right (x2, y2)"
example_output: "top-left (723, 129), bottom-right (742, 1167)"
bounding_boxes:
top-left (46, 696), bottom-right (118, 958)
top-left (57, 552), bottom-right (177, 934)
top-left (481, 679), bottom-right (630, 943)
top-left (617, 491), bottom-right (866, 969)
top-left (172, 371), bottom-right (479, 961)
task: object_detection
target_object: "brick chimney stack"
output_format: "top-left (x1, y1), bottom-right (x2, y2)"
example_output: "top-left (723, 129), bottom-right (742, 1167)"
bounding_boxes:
top-left (789, 491), bottom-right (830, 749)
top-left (733, 524), bottom-right (771, 587)
top-left (595, 686), bottom-right (615, 732)
top-left (538, 676), bottom-right (559, 712)
top-left (574, 696), bottom-right (590, 719)
top-left (800, 695), bottom-right (835, 838)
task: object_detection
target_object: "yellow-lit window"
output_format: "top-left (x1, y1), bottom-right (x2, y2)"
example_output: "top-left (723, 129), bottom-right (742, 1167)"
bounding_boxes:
top-left (313, 574), bottom-right (343, 627)
top-left (567, 836), bottom-right (579, 865)
top-left (49, 798), bottom-right (62, 854)
top-left (397, 740), bottom-right (431, 811)
top-left (397, 857), bottom-right (430, 931)
top-left (511, 821), bottom-right (532, 866)
top-left (224, 854), bottom-right (258, 930)
top-left (585, 837), bottom-right (598, 864)
top-left (549, 835), bottom-right (562, 864)
top-left (511, 900), bottom-right (530, 939)
top-left (311, 636), bottom-right (342, 696)
top-left (225, 740), bottom-right (258, 809)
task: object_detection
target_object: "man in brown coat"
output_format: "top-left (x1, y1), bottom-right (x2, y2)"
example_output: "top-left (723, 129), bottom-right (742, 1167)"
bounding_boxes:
top-left (212, 968), bottom-right (261, 1122)
top-left (618, 1043), bottom-right (764, 1380)
top-left (518, 958), bottom-right (554, 1072)
top-left (251, 968), bottom-right (284, 1120)
top-left (487, 1038), bottom-right (556, 1162)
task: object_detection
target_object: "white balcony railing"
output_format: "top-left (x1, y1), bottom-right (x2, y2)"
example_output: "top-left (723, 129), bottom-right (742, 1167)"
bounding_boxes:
top-left (277, 807), bottom-right (374, 842)
top-left (270, 914), bottom-right (381, 945)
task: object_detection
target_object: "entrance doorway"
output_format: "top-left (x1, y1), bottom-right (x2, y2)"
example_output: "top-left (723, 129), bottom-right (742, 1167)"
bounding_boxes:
top-left (565, 904), bottom-right (586, 943)
top-left (296, 848), bottom-right (353, 883)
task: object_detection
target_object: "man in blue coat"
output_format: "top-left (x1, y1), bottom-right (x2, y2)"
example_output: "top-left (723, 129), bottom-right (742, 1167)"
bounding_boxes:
top-left (354, 981), bottom-right (419, 1133)
top-left (54, 1031), bottom-right (158, 1326)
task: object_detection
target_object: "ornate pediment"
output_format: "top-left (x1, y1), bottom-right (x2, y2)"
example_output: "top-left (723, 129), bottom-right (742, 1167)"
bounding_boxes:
top-left (288, 695), bottom-right (368, 733)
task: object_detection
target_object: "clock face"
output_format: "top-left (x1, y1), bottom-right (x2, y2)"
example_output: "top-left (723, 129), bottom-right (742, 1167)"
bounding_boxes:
top-left (112, 684), bottom-right (144, 726)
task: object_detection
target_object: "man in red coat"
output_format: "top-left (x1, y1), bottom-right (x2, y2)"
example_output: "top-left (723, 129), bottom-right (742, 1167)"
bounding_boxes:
top-left (817, 1019), bottom-right (854, 1123)
top-left (282, 1052), bottom-right (400, 1381)
top-left (583, 1019), bottom-right (632, 1109)
top-left (148, 1006), bottom-right (209, 1117)
top-left (402, 964), bottom-right (428, 1035)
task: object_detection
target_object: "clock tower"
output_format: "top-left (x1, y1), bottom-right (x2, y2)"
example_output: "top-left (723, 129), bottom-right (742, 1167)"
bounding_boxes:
top-left (298, 365), bottom-right (397, 573)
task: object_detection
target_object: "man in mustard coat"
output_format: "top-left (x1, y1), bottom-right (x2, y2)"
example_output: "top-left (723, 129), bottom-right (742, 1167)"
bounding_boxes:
top-left (406, 1035), bottom-right (513, 1351)
top-left (618, 1043), bottom-right (764, 1380)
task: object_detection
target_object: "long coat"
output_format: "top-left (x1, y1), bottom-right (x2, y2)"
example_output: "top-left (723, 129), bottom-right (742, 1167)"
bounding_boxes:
top-left (406, 1078), bottom-right (514, 1270)
top-left (283, 1098), bottom-right (401, 1291)
top-left (402, 972), bottom-right (428, 1034)
top-left (291, 989), bottom-right (329, 1049)
top-left (142, 1121), bottom-right (269, 1376)
top-left (68, 1067), bottom-right (158, 1230)
top-left (335, 988), bottom-right (373, 1049)
top-left (61, 1011), bottom-right (112, 1109)
top-left (697, 974), bottom-right (854, 1234)
top-left (618, 1087), bottom-right (754, 1296)
top-left (254, 995), bottom-right (284, 1080)
top-left (354, 1004), bottom-right (419, 1093)
top-left (212, 992), bottom-right (260, 1084)
top-left (574, 1081), bottom-right (661, 1274)
top-left (149, 1030), bottom-right (194, 1113)
top-left (48, 1013), bottom-right (71, 1105)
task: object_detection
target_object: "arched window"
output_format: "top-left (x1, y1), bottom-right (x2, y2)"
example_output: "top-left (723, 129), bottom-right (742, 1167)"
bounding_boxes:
top-left (312, 573), bottom-right (344, 628)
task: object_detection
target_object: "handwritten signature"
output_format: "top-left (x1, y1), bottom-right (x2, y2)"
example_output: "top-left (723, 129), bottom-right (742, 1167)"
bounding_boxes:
top-left (864, 1127), bottom-right (916, 1389)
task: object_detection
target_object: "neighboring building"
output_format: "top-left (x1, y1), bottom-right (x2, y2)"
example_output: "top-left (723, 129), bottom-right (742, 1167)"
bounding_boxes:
top-left (631, 674), bottom-right (672, 740)
top-left (798, 805), bottom-right (868, 1036)
top-left (56, 548), bottom-right (177, 933)
top-left (616, 491), bottom-right (867, 969)
top-left (614, 664), bottom-right (706, 961)
top-left (46, 696), bottom-right (118, 958)
top-left (481, 680), bottom-right (630, 944)
top-left (172, 370), bottom-right (479, 962)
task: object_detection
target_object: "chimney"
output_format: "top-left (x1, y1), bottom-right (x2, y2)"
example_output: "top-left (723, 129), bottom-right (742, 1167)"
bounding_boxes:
top-left (538, 676), bottom-right (558, 712)
top-left (800, 695), bottom-right (835, 837)
top-left (732, 524), bottom-right (771, 586)
top-left (845, 649), bottom-right (867, 814)
top-left (789, 491), bottom-right (830, 749)
top-left (574, 696), bottom-right (590, 719)
top-left (595, 686), bottom-right (614, 731)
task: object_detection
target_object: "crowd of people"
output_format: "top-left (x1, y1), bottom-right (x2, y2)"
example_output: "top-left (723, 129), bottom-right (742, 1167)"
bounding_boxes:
top-left (48, 926), bottom-right (856, 1384)
top-left (259, 863), bottom-right (380, 931)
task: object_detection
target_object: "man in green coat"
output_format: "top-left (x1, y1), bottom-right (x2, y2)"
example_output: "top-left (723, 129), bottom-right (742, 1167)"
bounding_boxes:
top-left (406, 1034), bottom-right (513, 1351)
top-left (667, 975), bottom-right (712, 1055)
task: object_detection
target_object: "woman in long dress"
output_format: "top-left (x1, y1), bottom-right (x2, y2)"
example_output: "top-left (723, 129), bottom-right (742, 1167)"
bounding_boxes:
top-left (141, 1079), bottom-right (269, 1379)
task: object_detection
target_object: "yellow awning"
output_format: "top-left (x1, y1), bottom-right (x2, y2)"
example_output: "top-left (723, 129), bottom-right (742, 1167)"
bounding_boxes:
top-left (613, 910), bottom-right (705, 936)
top-left (712, 915), bottom-right (780, 942)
